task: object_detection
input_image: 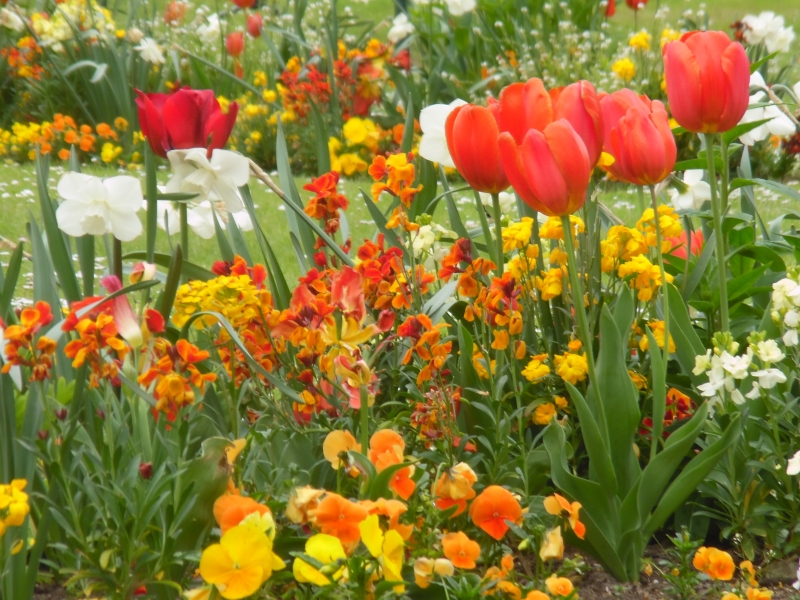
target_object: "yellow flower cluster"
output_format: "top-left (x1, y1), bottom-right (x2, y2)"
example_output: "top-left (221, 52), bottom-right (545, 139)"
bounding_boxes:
top-left (660, 28), bottom-right (681, 49)
top-left (31, 0), bottom-right (116, 43)
top-left (629, 30), bottom-right (652, 52)
top-left (502, 218), bottom-right (534, 251)
top-left (172, 274), bottom-right (273, 330)
top-left (539, 215), bottom-right (585, 240)
top-left (554, 352), bottom-right (588, 385)
top-left (0, 479), bottom-right (30, 537)
top-left (618, 255), bottom-right (674, 301)
top-left (636, 204), bottom-right (683, 251)
top-left (638, 320), bottom-right (676, 352)
top-left (612, 58), bottom-right (635, 82)
top-left (600, 225), bottom-right (647, 273)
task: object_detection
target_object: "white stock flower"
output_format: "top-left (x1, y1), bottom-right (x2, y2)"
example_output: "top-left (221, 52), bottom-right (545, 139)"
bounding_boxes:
top-left (771, 278), bottom-right (800, 311)
top-left (445, 0), bottom-right (476, 16)
top-left (693, 350), bottom-right (713, 376)
top-left (418, 99), bottom-right (467, 168)
top-left (166, 148), bottom-right (249, 213)
top-left (739, 73), bottom-right (795, 146)
top-left (412, 225), bottom-right (436, 257)
top-left (787, 450), bottom-right (800, 476)
top-left (669, 170), bottom-right (711, 211)
top-left (751, 368), bottom-right (786, 389)
top-left (480, 191), bottom-right (516, 216)
top-left (387, 13), bottom-right (414, 44)
top-left (56, 173), bottom-right (143, 241)
top-left (755, 339), bottom-right (785, 364)
top-left (721, 349), bottom-right (752, 379)
top-left (135, 38), bottom-right (166, 64)
top-left (745, 383), bottom-right (761, 399)
top-left (197, 14), bottom-right (221, 45)
top-left (0, 8), bottom-right (25, 32)
top-left (783, 328), bottom-right (799, 347)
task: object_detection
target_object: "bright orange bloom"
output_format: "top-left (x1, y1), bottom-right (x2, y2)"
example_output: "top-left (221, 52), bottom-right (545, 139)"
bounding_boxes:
top-left (369, 429), bottom-right (405, 470)
top-left (323, 430), bottom-right (360, 470)
top-left (2, 301), bottom-right (56, 381)
top-left (445, 104), bottom-right (508, 194)
top-left (543, 493), bottom-right (586, 539)
top-left (388, 465), bottom-right (416, 500)
top-left (225, 31), bottom-right (245, 58)
top-left (663, 31), bottom-right (750, 134)
top-left (598, 89), bottom-right (675, 186)
top-left (441, 531), bottom-right (480, 569)
top-left (545, 574), bottom-right (574, 596)
top-left (693, 547), bottom-right (735, 581)
top-left (213, 495), bottom-right (271, 534)
top-left (434, 463), bottom-right (477, 516)
top-left (525, 592), bottom-right (550, 600)
top-left (360, 498), bottom-right (413, 540)
top-left (499, 118), bottom-right (592, 217)
top-left (310, 493), bottom-right (368, 544)
top-left (469, 485), bottom-right (523, 540)
top-left (95, 122), bottom-right (118, 140)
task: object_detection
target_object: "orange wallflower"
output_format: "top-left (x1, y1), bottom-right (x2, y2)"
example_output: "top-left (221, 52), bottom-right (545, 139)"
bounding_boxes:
top-left (543, 493), bottom-right (586, 539)
top-left (2, 300), bottom-right (56, 381)
top-left (442, 531), bottom-right (480, 569)
top-left (469, 486), bottom-right (522, 540)
top-left (213, 495), bottom-right (271, 534)
top-left (310, 492), bottom-right (368, 544)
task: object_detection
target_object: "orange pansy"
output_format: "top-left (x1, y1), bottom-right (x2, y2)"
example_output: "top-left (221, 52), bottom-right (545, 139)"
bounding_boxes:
top-left (213, 495), bottom-right (271, 534)
top-left (310, 492), bottom-right (368, 544)
top-left (442, 531), bottom-right (481, 569)
top-left (469, 486), bottom-right (523, 540)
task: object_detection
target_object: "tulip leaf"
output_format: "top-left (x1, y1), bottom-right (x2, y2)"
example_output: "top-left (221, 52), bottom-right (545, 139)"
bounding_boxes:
top-left (646, 327), bottom-right (666, 457)
top-left (731, 178), bottom-right (800, 206)
top-left (159, 244), bottom-right (183, 323)
top-left (212, 209), bottom-right (235, 263)
top-left (144, 145), bottom-right (159, 263)
top-left (225, 210), bottom-right (253, 264)
top-left (401, 93), bottom-right (415, 153)
top-left (348, 450), bottom-right (378, 484)
top-left (721, 118), bottom-right (773, 146)
top-left (308, 101), bottom-right (331, 175)
top-left (359, 190), bottom-right (408, 260)
top-left (667, 283), bottom-right (706, 382)
top-left (0, 242), bottom-right (24, 322)
top-left (439, 166), bottom-right (471, 240)
top-left (682, 229), bottom-right (716, 301)
top-left (749, 50), bottom-right (780, 74)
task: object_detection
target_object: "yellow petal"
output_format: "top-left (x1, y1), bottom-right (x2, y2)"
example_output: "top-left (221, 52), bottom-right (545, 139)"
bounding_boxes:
top-left (359, 514), bottom-right (384, 558)
top-left (199, 544), bottom-right (235, 585)
top-left (225, 439), bottom-right (247, 464)
top-left (217, 565), bottom-right (264, 600)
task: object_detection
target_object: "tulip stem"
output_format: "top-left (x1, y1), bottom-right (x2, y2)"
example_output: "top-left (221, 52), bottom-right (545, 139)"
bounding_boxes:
top-left (560, 215), bottom-right (599, 403)
top-left (179, 203), bottom-right (189, 267)
top-left (491, 193), bottom-right (504, 272)
top-left (703, 133), bottom-right (729, 332)
top-left (112, 237), bottom-right (122, 283)
top-left (649, 185), bottom-right (670, 366)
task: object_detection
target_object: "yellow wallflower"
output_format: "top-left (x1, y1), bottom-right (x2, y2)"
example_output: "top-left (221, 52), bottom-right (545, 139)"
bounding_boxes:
top-left (100, 142), bottom-right (122, 163)
top-left (262, 89), bottom-right (277, 103)
top-left (522, 354), bottom-right (550, 382)
top-left (617, 255), bottom-right (673, 302)
top-left (536, 268), bottom-right (564, 301)
top-left (629, 30), bottom-right (652, 51)
top-left (539, 215), bottom-right (585, 240)
top-left (629, 370), bottom-right (647, 391)
top-left (0, 479), bottom-right (30, 536)
top-left (660, 28), bottom-right (681, 48)
top-left (555, 353), bottom-right (588, 385)
top-left (472, 345), bottom-right (496, 379)
top-left (342, 117), bottom-right (377, 146)
top-left (636, 204), bottom-right (683, 250)
top-left (532, 403), bottom-right (557, 425)
top-left (612, 58), bottom-right (636, 82)
top-left (639, 320), bottom-right (676, 353)
top-left (338, 153), bottom-right (368, 176)
top-left (601, 226), bottom-right (648, 273)
top-left (253, 70), bottom-right (267, 87)
top-left (502, 218), bottom-right (534, 251)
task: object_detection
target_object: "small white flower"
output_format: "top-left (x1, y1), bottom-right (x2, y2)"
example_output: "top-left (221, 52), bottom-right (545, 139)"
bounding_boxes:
top-left (730, 388), bottom-right (746, 405)
top-left (773, 278), bottom-right (800, 311)
top-left (745, 383), bottom-right (761, 399)
top-left (387, 13), bottom-right (414, 44)
top-left (669, 170), bottom-right (711, 211)
top-left (693, 350), bottom-right (713, 376)
top-left (135, 38), bottom-right (166, 64)
top-left (197, 14), bottom-right (221, 45)
top-left (0, 8), bottom-right (25, 32)
top-left (418, 99), bottom-right (467, 168)
top-left (752, 368), bottom-right (786, 389)
top-left (721, 349), bottom-right (752, 380)
top-left (785, 309), bottom-right (800, 327)
top-left (787, 449), bottom-right (800, 476)
top-left (412, 225), bottom-right (436, 257)
top-left (166, 148), bottom-right (250, 213)
top-left (755, 339), bottom-right (785, 364)
top-left (480, 191), bottom-right (516, 216)
top-left (784, 329), bottom-right (799, 347)
top-left (56, 173), bottom-right (143, 241)
top-left (444, 0), bottom-right (476, 16)
top-left (740, 73), bottom-right (796, 146)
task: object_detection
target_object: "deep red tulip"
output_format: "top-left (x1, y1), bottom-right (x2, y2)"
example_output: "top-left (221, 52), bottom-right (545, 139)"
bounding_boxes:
top-left (498, 119), bottom-right (592, 216)
top-left (663, 31), bottom-right (750, 134)
top-left (625, 0), bottom-right (647, 9)
top-left (225, 31), bottom-right (245, 58)
top-left (232, 0), bottom-right (256, 8)
top-left (134, 87), bottom-right (239, 158)
top-left (599, 89), bottom-right (676, 186)
top-left (246, 13), bottom-right (262, 38)
top-left (493, 78), bottom-right (603, 165)
top-left (445, 104), bottom-right (509, 194)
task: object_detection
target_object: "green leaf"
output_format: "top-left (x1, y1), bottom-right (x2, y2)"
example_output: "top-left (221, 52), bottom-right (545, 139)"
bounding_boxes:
top-left (714, 265), bottom-right (768, 308)
top-left (731, 178), bottom-right (800, 203)
top-left (348, 450), bottom-right (377, 483)
top-left (440, 166), bottom-right (470, 240)
top-left (400, 93), bottom-right (414, 153)
top-left (0, 242), bottom-right (24, 321)
top-left (682, 230), bottom-right (716, 300)
top-left (749, 50), bottom-right (779, 73)
top-left (145, 145), bottom-right (159, 263)
top-left (213, 209), bottom-right (235, 263)
top-left (360, 190), bottom-right (407, 258)
top-left (123, 251), bottom-right (214, 281)
top-left (721, 118), bottom-right (773, 146)
top-left (226, 209), bottom-right (253, 264)
top-left (309, 101), bottom-right (331, 175)
top-left (159, 244), bottom-right (183, 322)
top-left (667, 284), bottom-right (705, 382)
top-left (646, 327), bottom-right (666, 455)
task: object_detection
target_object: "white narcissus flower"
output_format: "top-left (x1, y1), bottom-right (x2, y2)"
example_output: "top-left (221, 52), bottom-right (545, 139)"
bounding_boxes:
top-left (418, 99), bottom-right (467, 168)
top-left (444, 0), bottom-right (475, 16)
top-left (135, 38), bottom-right (166, 64)
top-left (787, 450), bottom-right (800, 476)
top-left (740, 73), bottom-right (796, 146)
top-left (669, 170), bottom-right (711, 211)
top-left (186, 201), bottom-right (216, 239)
top-left (197, 14), bottom-right (220, 45)
top-left (166, 148), bottom-right (249, 213)
top-left (752, 368), bottom-right (786, 389)
top-left (480, 191), bottom-right (516, 216)
top-left (742, 12), bottom-right (794, 52)
top-left (56, 173), bottom-right (143, 241)
top-left (387, 13), bottom-right (414, 44)
top-left (0, 8), bottom-right (25, 32)
top-left (755, 339), bottom-right (785, 364)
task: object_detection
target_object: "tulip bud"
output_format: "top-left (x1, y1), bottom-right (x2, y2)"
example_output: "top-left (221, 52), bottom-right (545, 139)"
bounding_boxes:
top-left (129, 261), bottom-right (156, 284)
top-left (127, 27), bottom-right (144, 43)
top-left (37, 429), bottom-right (49, 441)
top-left (139, 462), bottom-right (153, 480)
top-left (96, 409), bottom-right (106, 420)
top-left (246, 13), bottom-right (262, 38)
top-left (225, 31), bottom-right (245, 58)
top-left (55, 408), bottom-right (68, 421)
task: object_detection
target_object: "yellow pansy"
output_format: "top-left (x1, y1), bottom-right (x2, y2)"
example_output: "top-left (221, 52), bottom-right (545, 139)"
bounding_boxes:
top-left (199, 523), bottom-right (273, 599)
top-left (293, 533), bottom-right (346, 586)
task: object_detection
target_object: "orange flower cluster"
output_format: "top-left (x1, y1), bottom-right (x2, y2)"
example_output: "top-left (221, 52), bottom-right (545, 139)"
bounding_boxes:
top-left (410, 385), bottom-right (462, 445)
top-left (303, 171), bottom-right (349, 236)
top-left (63, 296), bottom-right (126, 388)
top-left (1, 36), bottom-right (44, 80)
top-left (398, 313), bottom-right (451, 386)
top-left (355, 235), bottom-right (407, 310)
top-left (640, 387), bottom-right (696, 437)
top-left (439, 238), bottom-right (497, 297)
top-left (465, 272), bottom-right (525, 356)
top-left (693, 546), bottom-right (736, 581)
top-left (368, 152), bottom-right (422, 208)
top-left (1, 301), bottom-right (56, 382)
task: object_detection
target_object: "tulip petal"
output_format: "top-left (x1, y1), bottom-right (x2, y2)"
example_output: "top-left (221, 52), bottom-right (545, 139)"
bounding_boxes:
top-left (519, 128), bottom-right (570, 216)
top-left (163, 90), bottom-right (204, 150)
top-left (206, 102), bottom-right (239, 155)
top-left (685, 31), bottom-right (731, 130)
top-left (100, 275), bottom-right (143, 348)
top-left (553, 81), bottom-right (602, 164)
top-left (498, 132), bottom-right (550, 214)
top-left (135, 90), bottom-right (169, 157)
top-left (544, 120), bottom-right (591, 213)
top-left (719, 41), bottom-right (752, 132)
top-left (446, 105), bottom-right (508, 193)
top-left (664, 40), bottom-right (704, 133)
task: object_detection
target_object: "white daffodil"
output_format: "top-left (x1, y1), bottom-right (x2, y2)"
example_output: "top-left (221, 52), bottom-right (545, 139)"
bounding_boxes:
top-left (185, 201), bottom-right (216, 239)
top-left (135, 37), bottom-right (166, 64)
top-left (739, 72), bottom-right (796, 146)
top-left (742, 12), bottom-right (795, 53)
top-left (669, 170), bottom-right (711, 211)
top-left (751, 368), bottom-right (786, 389)
top-left (166, 148), bottom-right (249, 213)
top-left (480, 191), bottom-right (516, 216)
top-left (786, 450), bottom-right (800, 476)
top-left (0, 7), bottom-right (25, 32)
top-left (444, 0), bottom-right (475, 16)
top-left (387, 13), bottom-right (414, 44)
top-left (419, 99), bottom-right (467, 168)
top-left (197, 14), bottom-right (221, 45)
top-left (754, 339), bottom-right (785, 364)
top-left (56, 173), bottom-right (143, 241)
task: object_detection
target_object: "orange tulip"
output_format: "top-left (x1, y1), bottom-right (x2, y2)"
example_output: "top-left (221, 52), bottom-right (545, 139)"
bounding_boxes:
top-left (441, 531), bottom-right (480, 569)
top-left (213, 495), bottom-right (271, 534)
top-left (310, 493), bottom-right (368, 544)
top-left (663, 31), bottom-right (750, 134)
top-left (225, 31), bottom-right (245, 58)
top-left (444, 104), bottom-right (509, 194)
top-left (494, 78), bottom-right (603, 164)
top-left (469, 485), bottom-right (522, 540)
top-left (498, 119), bottom-right (592, 216)
top-left (599, 89), bottom-right (676, 186)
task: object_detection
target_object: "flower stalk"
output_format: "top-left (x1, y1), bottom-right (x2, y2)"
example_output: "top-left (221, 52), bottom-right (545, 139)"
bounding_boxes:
top-left (703, 133), bottom-right (729, 332)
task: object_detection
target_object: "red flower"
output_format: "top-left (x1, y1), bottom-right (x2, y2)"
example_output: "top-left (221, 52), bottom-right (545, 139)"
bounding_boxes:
top-left (134, 87), bottom-right (238, 158)
top-left (445, 104), bottom-right (509, 194)
top-left (232, 0), bottom-right (255, 7)
top-left (625, 0), bottom-right (646, 8)
top-left (225, 31), bottom-right (245, 58)
top-left (246, 13), bottom-right (262, 38)
top-left (663, 31), bottom-right (750, 134)
top-left (606, 0), bottom-right (616, 17)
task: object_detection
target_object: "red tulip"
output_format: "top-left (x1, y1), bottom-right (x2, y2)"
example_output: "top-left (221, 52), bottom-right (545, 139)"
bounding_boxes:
top-left (498, 119), bottom-right (592, 216)
top-left (663, 31), bottom-right (750, 134)
top-left (445, 104), bottom-right (509, 194)
top-left (667, 229), bottom-right (704, 260)
top-left (163, 0), bottom-right (186, 25)
top-left (625, 0), bottom-right (647, 9)
top-left (606, 0), bottom-right (616, 17)
top-left (134, 87), bottom-right (239, 158)
top-left (599, 89), bottom-right (676, 186)
top-left (232, 0), bottom-right (256, 8)
top-left (246, 13), bottom-right (262, 38)
top-left (225, 31), bottom-right (245, 58)
top-left (492, 77), bottom-right (603, 165)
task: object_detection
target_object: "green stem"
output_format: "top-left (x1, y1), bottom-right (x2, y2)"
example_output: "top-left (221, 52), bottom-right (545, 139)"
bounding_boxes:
top-left (144, 145), bottom-right (158, 264)
top-left (703, 133), bottom-right (729, 332)
top-left (719, 140), bottom-right (730, 255)
top-left (648, 186), bottom-right (670, 365)
top-left (179, 203), bottom-right (189, 266)
top-left (491, 193), bottom-right (504, 272)
top-left (560, 215), bottom-right (600, 402)
top-left (359, 386), bottom-right (369, 459)
top-left (113, 237), bottom-right (122, 282)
